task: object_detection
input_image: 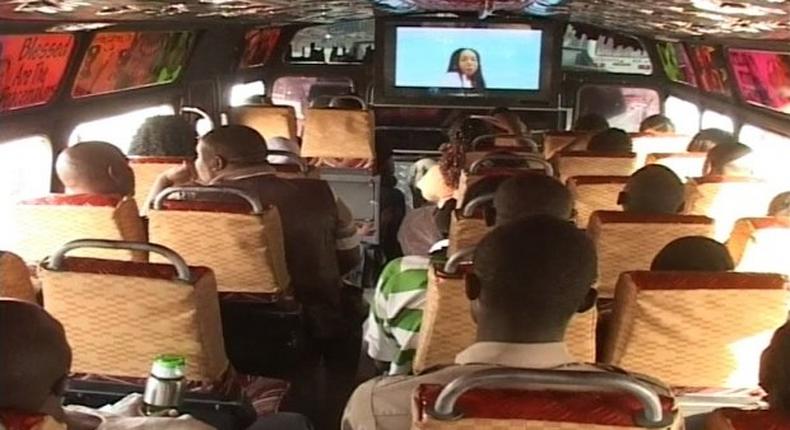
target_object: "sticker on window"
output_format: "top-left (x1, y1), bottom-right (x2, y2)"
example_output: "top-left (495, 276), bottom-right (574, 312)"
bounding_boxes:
top-left (239, 28), bottom-right (281, 68)
top-left (72, 31), bottom-right (194, 98)
top-left (688, 45), bottom-right (730, 96)
top-left (729, 49), bottom-right (790, 115)
top-left (657, 42), bottom-right (697, 86)
top-left (0, 34), bottom-right (75, 113)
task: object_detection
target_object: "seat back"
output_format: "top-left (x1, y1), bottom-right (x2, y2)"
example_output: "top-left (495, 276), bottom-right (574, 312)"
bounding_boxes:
top-left (413, 264), bottom-right (597, 374)
top-left (631, 134), bottom-right (692, 166)
top-left (542, 132), bottom-right (587, 159)
top-left (645, 152), bottom-right (707, 180)
top-left (11, 195), bottom-right (147, 263)
top-left (588, 211), bottom-right (716, 296)
top-left (727, 217), bottom-right (790, 276)
top-left (705, 408), bottom-right (790, 430)
top-left (301, 108), bottom-right (375, 168)
top-left (685, 176), bottom-right (782, 240)
top-left (129, 157), bottom-right (190, 213)
top-left (604, 271), bottom-right (788, 388)
top-left (229, 105), bottom-right (298, 141)
top-left (40, 240), bottom-right (228, 382)
top-left (148, 188), bottom-right (290, 295)
top-left (413, 369), bottom-right (681, 430)
top-left (567, 176), bottom-right (629, 228)
top-left (0, 251), bottom-right (36, 302)
top-left (554, 151), bottom-right (638, 183)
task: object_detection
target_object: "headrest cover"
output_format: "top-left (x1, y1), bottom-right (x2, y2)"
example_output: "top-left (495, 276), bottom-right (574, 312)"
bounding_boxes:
top-left (624, 270), bottom-right (787, 291)
top-left (301, 108), bottom-right (375, 159)
top-left (569, 176), bottom-right (630, 185)
top-left (230, 105), bottom-right (298, 141)
top-left (590, 210), bottom-right (713, 225)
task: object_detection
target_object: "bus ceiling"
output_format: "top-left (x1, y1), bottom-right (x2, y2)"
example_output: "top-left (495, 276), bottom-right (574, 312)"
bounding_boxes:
top-left (1, 1), bottom-right (790, 41)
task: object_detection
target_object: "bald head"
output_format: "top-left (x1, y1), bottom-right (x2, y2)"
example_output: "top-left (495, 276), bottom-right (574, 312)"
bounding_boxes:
top-left (0, 300), bottom-right (71, 418)
top-left (56, 142), bottom-right (134, 196)
top-left (621, 165), bottom-right (684, 214)
top-left (195, 125), bottom-right (269, 183)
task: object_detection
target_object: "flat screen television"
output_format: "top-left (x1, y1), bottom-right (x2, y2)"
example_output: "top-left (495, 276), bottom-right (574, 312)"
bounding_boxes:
top-left (375, 18), bottom-right (561, 107)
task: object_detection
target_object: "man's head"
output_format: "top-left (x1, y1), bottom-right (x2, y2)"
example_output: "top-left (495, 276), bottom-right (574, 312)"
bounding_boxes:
top-left (56, 142), bottom-right (134, 196)
top-left (573, 114), bottom-right (609, 133)
top-left (488, 107), bottom-right (529, 136)
top-left (0, 300), bottom-right (71, 419)
top-left (687, 128), bottom-right (736, 152)
top-left (639, 114), bottom-right (676, 134)
top-left (588, 128), bottom-right (633, 153)
top-left (760, 322), bottom-right (790, 414)
top-left (651, 236), bottom-right (734, 272)
top-left (703, 142), bottom-right (753, 177)
top-left (620, 165), bottom-right (685, 214)
top-left (768, 192), bottom-right (790, 217)
top-left (466, 216), bottom-right (597, 343)
top-left (492, 174), bottom-right (573, 226)
top-left (128, 115), bottom-right (197, 157)
top-left (194, 125), bottom-right (269, 183)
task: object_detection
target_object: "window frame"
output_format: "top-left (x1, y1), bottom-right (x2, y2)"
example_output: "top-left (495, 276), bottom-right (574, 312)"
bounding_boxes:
top-left (575, 83), bottom-right (662, 133)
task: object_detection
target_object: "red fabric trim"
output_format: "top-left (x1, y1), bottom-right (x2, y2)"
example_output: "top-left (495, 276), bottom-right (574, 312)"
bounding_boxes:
top-left (52, 257), bottom-right (212, 282)
top-left (626, 271), bottom-right (787, 291)
top-left (20, 194), bottom-right (122, 207)
top-left (720, 408), bottom-right (790, 430)
top-left (415, 385), bottom-right (675, 425)
top-left (590, 210), bottom-right (713, 225)
top-left (568, 176), bottom-right (630, 185)
top-left (128, 156), bottom-right (190, 165)
top-left (559, 151), bottom-right (637, 159)
top-left (0, 411), bottom-right (49, 430)
top-left (159, 200), bottom-right (254, 215)
top-left (692, 176), bottom-right (765, 184)
top-left (435, 262), bottom-right (474, 278)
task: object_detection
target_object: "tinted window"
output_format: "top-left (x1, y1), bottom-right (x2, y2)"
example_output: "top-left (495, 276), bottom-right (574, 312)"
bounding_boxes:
top-left (664, 96), bottom-right (700, 135)
top-left (657, 42), bottom-right (697, 86)
top-left (69, 105), bottom-right (175, 153)
top-left (287, 19), bottom-right (374, 64)
top-left (577, 85), bottom-right (660, 132)
top-left (729, 49), bottom-right (790, 114)
top-left (239, 28), bottom-right (281, 68)
top-left (688, 44), bottom-right (731, 96)
top-left (562, 24), bottom-right (652, 75)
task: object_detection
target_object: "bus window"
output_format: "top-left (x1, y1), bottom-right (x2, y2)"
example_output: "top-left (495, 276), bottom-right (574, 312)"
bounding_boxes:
top-left (664, 96), bottom-right (701, 135)
top-left (656, 41), bottom-right (697, 87)
top-left (287, 19), bottom-right (374, 64)
top-left (729, 49), bottom-right (790, 115)
top-left (577, 85), bottom-right (660, 132)
top-left (562, 24), bottom-right (652, 75)
top-left (229, 81), bottom-right (266, 107)
top-left (701, 110), bottom-right (734, 133)
top-left (739, 125), bottom-right (790, 184)
top-left (271, 76), bottom-right (354, 120)
top-left (69, 104), bottom-right (175, 153)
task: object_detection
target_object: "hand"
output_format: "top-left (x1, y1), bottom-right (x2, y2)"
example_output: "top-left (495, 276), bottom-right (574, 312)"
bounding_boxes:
top-left (163, 161), bottom-right (197, 186)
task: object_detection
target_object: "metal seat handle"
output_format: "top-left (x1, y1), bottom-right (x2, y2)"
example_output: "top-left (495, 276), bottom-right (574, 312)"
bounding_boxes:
top-left (181, 106), bottom-right (214, 130)
top-left (471, 134), bottom-right (539, 153)
top-left (469, 153), bottom-right (554, 176)
top-left (327, 95), bottom-right (368, 110)
top-left (153, 186), bottom-right (264, 214)
top-left (430, 368), bottom-right (667, 427)
top-left (462, 194), bottom-right (495, 218)
top-left (46, 239), bottom-right (192, 282)
top-left (442, 247), bottom-right (476, 275)
top-left (267, 150), bottom-right (309, 173)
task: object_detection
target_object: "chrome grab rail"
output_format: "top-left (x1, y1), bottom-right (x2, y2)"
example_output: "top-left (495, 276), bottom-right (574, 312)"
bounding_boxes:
top-left (471, 133), bottom-right (539, 153)
top-left (267, 150), bottom-right (309, 173)
top-left (153, 186), bottom-right (264, 214)
top-left (181, 106), bottom-right (214, 130)
top-left (442, 247), bottom-right (476, 275)
top-left (328, 95), bottom-right (368, 110)
top-left (461, 194), bottom-right (495, 218)
top-left (469, 153), bottom-right (554, 176)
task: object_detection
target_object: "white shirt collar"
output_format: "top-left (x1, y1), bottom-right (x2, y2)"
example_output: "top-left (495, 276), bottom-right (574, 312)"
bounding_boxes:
top-left (455, 342), bottom-right (576, 369)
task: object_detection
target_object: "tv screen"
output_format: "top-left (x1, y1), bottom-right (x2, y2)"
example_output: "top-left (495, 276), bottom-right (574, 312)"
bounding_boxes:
top-left (395, 27), bottom-right (543, 91)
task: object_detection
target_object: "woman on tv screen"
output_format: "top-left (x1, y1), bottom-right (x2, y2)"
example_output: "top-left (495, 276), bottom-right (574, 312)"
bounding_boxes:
top-left (443, 48), bottom-right (486, 89)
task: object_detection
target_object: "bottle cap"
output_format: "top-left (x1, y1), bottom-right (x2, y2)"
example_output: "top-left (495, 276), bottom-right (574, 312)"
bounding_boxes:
top-left (150, 355), bottom-right (185, 379)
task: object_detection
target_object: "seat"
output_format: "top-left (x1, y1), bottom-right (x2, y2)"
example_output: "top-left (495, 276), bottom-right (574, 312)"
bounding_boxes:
top-left (587, 211), bottom-right (716, 297)
top-left (567, 176), bottom-right (629, 229)
top-left (631, 134), bottom-right (692, 166)
top-left (301, 107), bottom-right (375, 169)
top-left (413, 259), bottom-right (597, 374)
top-left (553, 151), bottom-right (639, 183)
top-left (542, 131), bottom-right (588, 159)
top-left (148, 187), bottom-right (290, 296)
top-left (40, 240), bottom-right (288, 415)
top-left (11, 194), bottom-right (147, 263)
top-left (685, 176), bottom-right (783, 240)
top-left (645, 152), bottom-right (707, 181)
top-left (413, 368), bottom-right (682, 430)
top-left (603, 271), bottom-right (788, 388)
top-left (0, 251), bottom-right (36, 302)
top-left (129, 156), bottom-right (190, 213)
top-left (727, 217), bottom-right (790, 276)
top-left (229, 105), bottom-right (298, 141)
top-left (705, 408), bottom-right (790, 430)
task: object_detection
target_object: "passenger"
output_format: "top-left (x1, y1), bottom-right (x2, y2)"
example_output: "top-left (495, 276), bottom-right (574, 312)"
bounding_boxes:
top-left (377, 140), bottom-right (406, 261)
top-left (760, 322), bottom-right (790, 415)
top-left (55, 142), bottom-right (135, 197)
top-left (328, 97), bottom-right (364, 110)
top-left (266, 136), bottom-right (302, 165)
top-left (768, 191), bottom-right (790, 217)
top-left (128, 115), bottom-right (197, 157)
top-left (651, 236), bottom-right (734, 272)
top-left (397, 164), bottom-right (455, 256)
top-left (639, 114), bottom-right (675, 135)
top-left (573, 113), bottom-right (610, 133)
top-left (347, 215), bottom-right (605, 429)
top-left (587, 128), bottom-right (633, 153)
top-left (487, 107), bottom-right (529, 136)
top-left (619, 165), bottom-right (685, 214)
top-left (702, 142), bottom-right (753, 177)
top-left (687, 128), bottom-right (736, 152)
top-left (365, 175), bottom-right (574, 376)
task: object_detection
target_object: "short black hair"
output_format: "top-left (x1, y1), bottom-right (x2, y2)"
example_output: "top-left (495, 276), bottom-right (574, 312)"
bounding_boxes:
top-left (769, 192), bottom-right (790, 217)
top-left (573, 114), bottom-right (609, 133)
top-left (588, 128), bottom-right (633, 153)
top-left (446, 116), bottom-right (495, 146)
top-left (494, 174), bottom-right (573, 224)
top-left (651, 236), bottom-right (734, 271)
top-left (704, 142), bottom-right (752, 176)
top-left (128, 115), bottom-right (197, 157)
top-left (201, 125), bottom-right (268, 165)
top-left (640, 114), bottom-right (675, 134)
top-left (623, 165), bottom-right (685, 214)
top-left (761, 322), bottom-right (790, 414)
top-left (687, 128), bottom-right (736, 152)
top-left (473, 216), bottom-right (597, 326)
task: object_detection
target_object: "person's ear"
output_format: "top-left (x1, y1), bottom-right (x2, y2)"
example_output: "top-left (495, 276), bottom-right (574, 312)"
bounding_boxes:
top-left (577, 288), bottom-right (598, 313)
top-left (107, 164), bottom-right (134, 196)
top-left (213, 155), bottom-right (227, 172)
top-left (464, 273), bottom-right (481, 301)
top-left (483, 206), bottom-right (496, 227)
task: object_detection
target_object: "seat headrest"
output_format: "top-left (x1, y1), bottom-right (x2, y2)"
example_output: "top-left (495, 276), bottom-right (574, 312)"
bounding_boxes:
top-left (229, 105), bottom-right (298, 141)
top-left (558, 151), bottom-right (637, 159)
top-left (710, 408), bottom-right (790, 430)
top-left (301, 108), bottom-right (374, 160)
top-left (128, 156), bottom-right (191, 165)
top-left (623, 270), bottom-right (787, 291)
top-left (20, 194), bottom-right (124, 207)
top-left (590, 210), bottom-right (713, 225)
top-left (568, 176), bottom-right (630, 186)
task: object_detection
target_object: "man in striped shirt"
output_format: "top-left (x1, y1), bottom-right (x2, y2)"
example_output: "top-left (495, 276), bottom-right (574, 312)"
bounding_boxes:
top-left (363, 174), bottom-right (574, 375)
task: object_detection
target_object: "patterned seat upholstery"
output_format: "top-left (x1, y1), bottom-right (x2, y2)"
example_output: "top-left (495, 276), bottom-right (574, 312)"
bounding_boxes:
top-left (11, 195), bottom-right (147, 263)
top-left (553, 151), bottom-right (638, 183)
top-left (413, 264), bottom-right (597, 374)
top-left (301, 108), bottom-right (375, 169)
top-left (684, 176), bottom-right (782, 241)
top-left (129, 156), bottom-right (189, 213)
top-left (567, 176), bottom-right (629, 229)
top-left (229, 105), bottom-right (298, 141)
top-left (447, 211), bottom-right (489, 256)
top-left (631, 134), bottom-right (692, 166)
top-left (644, 152), bottom-right (707, 181)
top-left (148, 200), bottom-right (290, 295)
top-left (542, 131), bottom-right (587, 159)
top-left (0, 251), bottom-right (36, 302)
top-left (727, 217), bottom-right (790, 276)
top-left (588, 211), bottom-right (716, 297)
top-left (705, 408), bottom-right (790, 430)
top-left (603, 271), bottom-right (789, 388)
